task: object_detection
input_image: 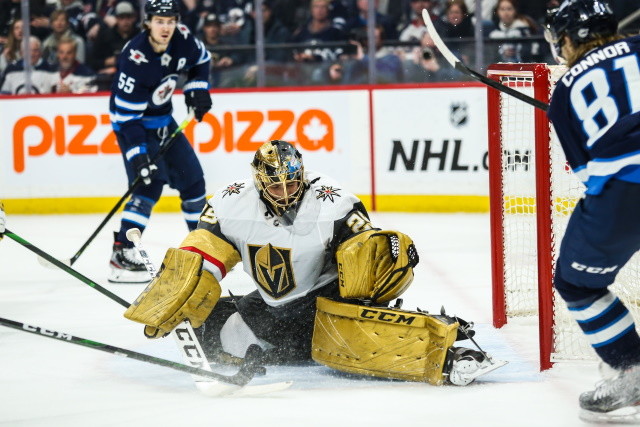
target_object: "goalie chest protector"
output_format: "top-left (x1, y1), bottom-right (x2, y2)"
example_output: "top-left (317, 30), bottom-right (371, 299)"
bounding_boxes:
top-left (312, 297), bottom-right (459, 385)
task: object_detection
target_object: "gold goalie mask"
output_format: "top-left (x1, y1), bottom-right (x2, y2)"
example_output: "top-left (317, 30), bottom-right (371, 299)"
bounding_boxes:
top-left (335, 229), bottom-right (419, 303)
top-left (252, 140), bottom-right (308, 225)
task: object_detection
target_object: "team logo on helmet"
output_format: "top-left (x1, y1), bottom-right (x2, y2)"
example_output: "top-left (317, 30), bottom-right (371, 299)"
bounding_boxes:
top-left (248, 244), bottom-right (296, 299)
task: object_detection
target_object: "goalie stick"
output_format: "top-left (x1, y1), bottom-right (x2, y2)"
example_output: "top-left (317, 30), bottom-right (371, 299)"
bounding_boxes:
top-left (0, 316), bottom-right (260, 386)
top-left (421, 9), bottom-right (549, 112)
top-left (125, 228), bottom-right (293, 396)
top-left (5, 228), bottom-right (290, 395)
top-left (39, 111), bottom-right (195, 269)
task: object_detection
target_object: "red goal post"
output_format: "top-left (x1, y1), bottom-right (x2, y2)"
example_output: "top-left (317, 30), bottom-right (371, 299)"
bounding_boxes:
top-left (487, 62), bottom-right (640, 371)
top-left (487, 63), bottom-right (584, 371)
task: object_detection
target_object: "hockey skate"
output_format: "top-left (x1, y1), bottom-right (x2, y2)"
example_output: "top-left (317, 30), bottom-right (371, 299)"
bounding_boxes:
top-left (579, 364), bottom-right (640, 424)
top-left (108, 233), bottom-right (151, 284)
top-left (445, 347), bottom-right (507, 386)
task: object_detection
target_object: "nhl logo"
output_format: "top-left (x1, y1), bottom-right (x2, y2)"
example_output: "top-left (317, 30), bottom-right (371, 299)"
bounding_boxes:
top-left (450, 102), bottom-right (468, 128)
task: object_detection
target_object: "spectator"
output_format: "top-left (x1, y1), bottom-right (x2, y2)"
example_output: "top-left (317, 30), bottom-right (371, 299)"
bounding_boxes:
top-left (60, 0), bottom-right (89, 30)
top-left (439, 0), bottom-right (475, 64)
top-left (0, 0), bottom-right (20, 41)
top-left (0, 17), bottom-right (21, 74)
top-left (403, 31), bottom-right (458, 82)
top-left (246, 0), bottom-right (291, 63)
top-left (199, 13), bottom-right (237, 87)
top-left (399, 0), bottom-right (440, 44)
top-left (464, 0), bottom-right (498, 23)
top-left (88, 1), bottom-right (139, 84)
top-left (42, 10), bottom-right (86, 65)
top-left (290, 0), bottom-right (347, 62)
top-left (488, 0), bottom-right (541, 63)
top-left (0, 0), bottom-right (53, 41)
top-left (51, 37), bottom-right (97, 93)
top-left (0, 36), bottom-right (55, 94)
top-left (310, 60), bottom-right (345, 85)
top-left (344, 25), bottom-right (403, 84)
top-left (440, 0), bottom-right (475, 39)
top-left (218, 2), bottom-right (250, 43)
top-left (345, 0), bottom-right (398, 41)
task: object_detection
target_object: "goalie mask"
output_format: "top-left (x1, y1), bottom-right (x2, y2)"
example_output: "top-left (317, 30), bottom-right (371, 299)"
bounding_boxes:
top-left (252, 140), bottom-right (308, 224)
top-left (544, 0), bottom-right (617, 63)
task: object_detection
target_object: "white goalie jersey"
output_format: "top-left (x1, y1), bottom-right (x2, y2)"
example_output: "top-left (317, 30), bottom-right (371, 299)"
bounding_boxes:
top-left (189, 171), bottom-right (372, 307)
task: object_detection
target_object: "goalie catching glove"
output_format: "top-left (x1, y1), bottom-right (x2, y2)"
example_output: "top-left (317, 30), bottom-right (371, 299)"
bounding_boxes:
top-left (124, 248), bottom-right (221, 337)
top-left (336, 229), bottom-right (419, 303)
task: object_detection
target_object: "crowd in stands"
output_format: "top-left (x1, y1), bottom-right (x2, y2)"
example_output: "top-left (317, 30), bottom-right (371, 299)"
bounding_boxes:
top-left (0, 0), bottom-right (636, 94)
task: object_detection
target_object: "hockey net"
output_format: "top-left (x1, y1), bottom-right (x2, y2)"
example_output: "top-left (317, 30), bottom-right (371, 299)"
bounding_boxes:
top-left (487, 63), bottom-right (640, 370)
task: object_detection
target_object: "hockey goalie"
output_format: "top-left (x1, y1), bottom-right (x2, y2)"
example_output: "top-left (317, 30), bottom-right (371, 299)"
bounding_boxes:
top-left (124, 140), bottom-right (505, 386)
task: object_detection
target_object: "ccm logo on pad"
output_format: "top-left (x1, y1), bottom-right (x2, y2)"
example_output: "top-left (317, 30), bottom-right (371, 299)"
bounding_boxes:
top-left (571, 262), bottom-right (618, 274)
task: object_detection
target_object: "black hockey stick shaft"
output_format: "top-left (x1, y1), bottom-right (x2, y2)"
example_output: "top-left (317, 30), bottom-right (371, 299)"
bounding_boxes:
top-left (5, 229), bottom-right (130, 308)
top-left (421, 9), bottom-right (549, 112)
top-left (455, 62), bottom-right (549, 112)
top-left (67, 112), bottom-right (195, 266)
top-left (0, 316), bottom-right (255, 386)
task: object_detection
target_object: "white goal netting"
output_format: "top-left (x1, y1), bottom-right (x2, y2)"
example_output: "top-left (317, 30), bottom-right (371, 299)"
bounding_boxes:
top-left (490, 64), bottom-right (640, 366)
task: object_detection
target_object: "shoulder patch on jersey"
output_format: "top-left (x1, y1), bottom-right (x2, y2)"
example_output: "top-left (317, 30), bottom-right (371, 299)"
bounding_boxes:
top-left (222, 182), bottom-right (245, 198)
top-left (177, 23), bottom-right (190, 39)
top-left (315, 185), bottom-right (342, 202)
top-left (128, 49), bottom-right (148, 65)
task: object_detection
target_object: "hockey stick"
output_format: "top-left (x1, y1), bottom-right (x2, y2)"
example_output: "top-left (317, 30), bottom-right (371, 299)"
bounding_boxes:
top-left (4, 228), bottom-right (272, 393)
top-left (125, 228), bottom-right (293, 396)
top-left (0, 316), bottom-right (258, 386)
top-left (6, 229), bottom-right (130, 307)
top-left (123, 229), bottom-right (252, 392)
top-left (421, 9), bottom-right (549, 112)
top-left (39, 111), bottom-right (195, 268)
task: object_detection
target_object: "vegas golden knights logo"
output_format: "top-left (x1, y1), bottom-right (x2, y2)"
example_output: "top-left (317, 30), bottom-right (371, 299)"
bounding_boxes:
top-left (248, 244), bottom-right (296, 299)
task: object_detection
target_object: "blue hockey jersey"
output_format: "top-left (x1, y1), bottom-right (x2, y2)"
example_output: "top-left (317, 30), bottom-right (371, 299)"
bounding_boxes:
top-left (109, 23), bottom-right (211, 152)
top-left (548, 34), bottom-right (640, 195)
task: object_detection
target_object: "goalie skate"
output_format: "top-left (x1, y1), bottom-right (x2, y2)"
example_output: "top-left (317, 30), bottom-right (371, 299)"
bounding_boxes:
top-left (578, 364), bottom-right (640, 424)
top-left (108, 235), bottom-right (151, 284)
top-left (446, 347), bottom-right (507, 386)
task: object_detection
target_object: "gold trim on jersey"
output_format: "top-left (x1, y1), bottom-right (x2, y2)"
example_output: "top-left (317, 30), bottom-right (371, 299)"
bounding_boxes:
top-left (180, 229), bottom-right (241, 275)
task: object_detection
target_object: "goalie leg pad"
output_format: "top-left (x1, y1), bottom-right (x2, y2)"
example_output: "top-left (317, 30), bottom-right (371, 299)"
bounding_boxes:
top-left (124, 248), bottom-right (222, 334)
top-left (311, 297), bottom-right (458, 385)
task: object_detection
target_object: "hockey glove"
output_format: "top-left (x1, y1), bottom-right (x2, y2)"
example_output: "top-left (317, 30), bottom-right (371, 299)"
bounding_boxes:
top-left (127, 146), bottom-right (158, 186)
top-left (184, 81), bottom-right (212, 122)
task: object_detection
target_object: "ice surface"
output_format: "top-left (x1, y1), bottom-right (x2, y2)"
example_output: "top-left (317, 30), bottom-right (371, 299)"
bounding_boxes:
top-left (0, 212), bottom-right (600, 426)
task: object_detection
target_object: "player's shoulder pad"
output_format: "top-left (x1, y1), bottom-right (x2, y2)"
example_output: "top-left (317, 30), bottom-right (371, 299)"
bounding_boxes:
top-left (208, 178), bottom-right (256, 216)
top-left (306, 171), bottom-right (362, 217)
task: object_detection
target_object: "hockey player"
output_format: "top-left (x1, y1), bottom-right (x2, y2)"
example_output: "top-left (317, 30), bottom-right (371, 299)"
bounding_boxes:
top-left (108, 0), bottom-right (213, 284)
top-left (123, 140), bottom-right (504, 386)
top-left (545, 0), bottom-right (640, 421)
